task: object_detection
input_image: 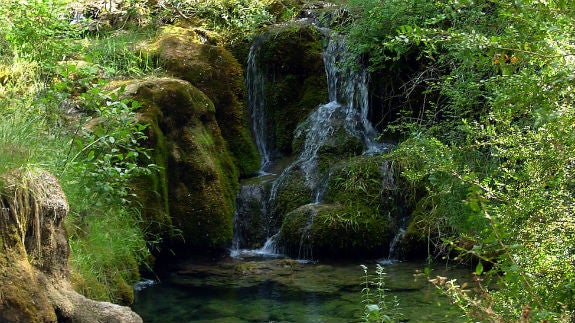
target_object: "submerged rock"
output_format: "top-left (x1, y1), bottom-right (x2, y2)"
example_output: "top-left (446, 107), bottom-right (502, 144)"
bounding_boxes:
top-left (0, 168), bottom-right (142, 323)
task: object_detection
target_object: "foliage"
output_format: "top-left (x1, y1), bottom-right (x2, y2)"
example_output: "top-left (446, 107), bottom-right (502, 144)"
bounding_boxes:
top-left (68, 206), bottom-right (147, 303)
top-left (157, 0), bottom-right (291, 40)
top-left (0, 0), bottom-right (84, 63)
top-left (54, 76), bottom-right (156, 301)
top-left (59, 88), bottom-right (153, 211)
top-left (0, 0), bottom-right (158, 302)
top-left (81, 30), bottom-right (161, 77)
top-left (346, 0), bottom-right (575, 321)
top-left (360, 264), bottom-right (402, 323)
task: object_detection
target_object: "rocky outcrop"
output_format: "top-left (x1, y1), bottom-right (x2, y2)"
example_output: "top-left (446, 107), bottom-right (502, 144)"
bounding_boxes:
top-left (140, 25), bottom-right (260, 177)
top-left (118, 77), bottom-right (238, 252)
top-left (0, 168), bottom-right (142, 323)
top-left (252, 23), bottom-right (328, 158)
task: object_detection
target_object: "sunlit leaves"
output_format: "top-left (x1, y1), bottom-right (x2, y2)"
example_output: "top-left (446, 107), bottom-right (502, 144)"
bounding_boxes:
top-left (348, 0), bottom-right (575, 320)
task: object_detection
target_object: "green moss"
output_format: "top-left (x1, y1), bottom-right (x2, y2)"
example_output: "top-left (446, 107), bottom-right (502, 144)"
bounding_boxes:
top-left (132, 110), bottom-right (172, 240)
top-left (123, 78), bottom-right (239, 251)
top-left (276, 156), bottom-right (408, 259)
top-left (257, 23), bottom-right (328, 155)
top-left (315, 130), bottom-right (363, 176)
top-left (260, 24), bottom-right (325, 75)
top-left (270, 75), bottom-right (329, 155)
top-left (144, 27), bottom-right (260, 177)
top-left (271, 167), bottom-right (313, 219)
top-left (280, 203), bottom-right (391, 258)
top-left (324, 156), bottom-right (394, 209)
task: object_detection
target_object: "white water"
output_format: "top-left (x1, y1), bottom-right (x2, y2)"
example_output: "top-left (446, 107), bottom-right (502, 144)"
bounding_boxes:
top-left (378, 228), bottom-right (406, 265)
top-left (230, 233), bottom-right (283, 259)
top-left (322, 34), bottom-right (388, 154)
top-left (246, 39), bottom-right (272, 172)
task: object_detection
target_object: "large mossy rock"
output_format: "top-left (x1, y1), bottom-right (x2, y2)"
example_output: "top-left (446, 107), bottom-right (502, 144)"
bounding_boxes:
top-left (278, 156), bottom-right (405, 258)
top-left (280, 203), bottom-right (390, 258)
top-left (120, 77), bottom-right (238, 252)
top-left (141, 25), bottom-right (260, 177)
top-left (252, 23), bottom-right (328, 157)
top-left (0, 168), bottom-right (142, 323)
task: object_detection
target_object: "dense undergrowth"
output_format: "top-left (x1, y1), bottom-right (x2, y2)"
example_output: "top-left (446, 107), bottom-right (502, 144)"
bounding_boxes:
top-left (345, 0), bottom-right (575, 321)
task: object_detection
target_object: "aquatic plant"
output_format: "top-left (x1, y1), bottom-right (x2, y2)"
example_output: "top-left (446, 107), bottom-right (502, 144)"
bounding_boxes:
top-left (360, 264), bottom-right (402, 323)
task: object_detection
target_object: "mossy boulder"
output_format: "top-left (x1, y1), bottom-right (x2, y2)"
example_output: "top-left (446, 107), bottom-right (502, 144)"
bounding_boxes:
top-left (280, 203), bottom-right (390, 258)
top-left (141, 25), bottom-right (260, 176)
top-left (253, 23), bottom-right (328, 158)
top-left (278, 156), bottom-right (407, 259)
top-left (120, 77), bottom-right (238, 252)
top-left (323, 156), bottom-right (398, 210)
top-left (270, 166), bottom-right (313, 221)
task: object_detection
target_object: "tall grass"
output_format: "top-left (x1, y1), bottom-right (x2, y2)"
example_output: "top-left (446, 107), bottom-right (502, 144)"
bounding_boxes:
top-left (0, 0), bottom-right (152, 304)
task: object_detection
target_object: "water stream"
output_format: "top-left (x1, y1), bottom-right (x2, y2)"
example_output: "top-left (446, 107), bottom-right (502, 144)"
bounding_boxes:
top-left (247, 38), bottom-right (272, 173)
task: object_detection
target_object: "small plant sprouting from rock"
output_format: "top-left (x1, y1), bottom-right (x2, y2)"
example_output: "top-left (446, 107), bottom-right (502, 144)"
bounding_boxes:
top-left (360, 264), bottom-right (403, 323)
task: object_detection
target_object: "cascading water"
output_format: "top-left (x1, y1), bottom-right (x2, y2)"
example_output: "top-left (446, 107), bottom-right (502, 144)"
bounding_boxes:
top-left (270, 33), bottom-right (389, 207)
top-left (232, 27), bottom-right (393, 260)
top-left (246, 39), bottom-right (272, 173)
top-left (230, 38), bottom-right (282, 258)
top-left (322, 33), bottom-right (387, 154)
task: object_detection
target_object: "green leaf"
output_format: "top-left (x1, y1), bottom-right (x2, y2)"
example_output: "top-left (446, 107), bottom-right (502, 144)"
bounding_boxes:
top-left (475, 261), bottom-right (484, 275)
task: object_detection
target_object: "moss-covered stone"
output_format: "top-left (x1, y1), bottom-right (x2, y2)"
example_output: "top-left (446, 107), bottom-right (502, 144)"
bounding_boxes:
top-left (141, 25), bottom-right (260, 177)
top-left (280, 203), bottom-right (391, 258)
top-left (270, 166), bottom-right (313, 220)
top-left (276, 156), bottom-right (410, 259)
top-left (256, 23), bottom-right (328, 157)
top-left (324, 155), bottom-right (396, 210)
top-left (121, 77), bottom-right (238, 252)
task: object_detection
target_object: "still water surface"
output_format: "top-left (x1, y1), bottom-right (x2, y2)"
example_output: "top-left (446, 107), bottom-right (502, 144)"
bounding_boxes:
top-left (132, 257), bottom-right (471, 323)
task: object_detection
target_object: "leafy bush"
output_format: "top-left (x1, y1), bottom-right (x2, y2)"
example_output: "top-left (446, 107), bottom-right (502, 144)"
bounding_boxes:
top-left (0, 0), bottom-right (84, 63)
top-left (157, 0), bottom-right (290, 40)
top-left (347, 0), bottom-right (575, 320)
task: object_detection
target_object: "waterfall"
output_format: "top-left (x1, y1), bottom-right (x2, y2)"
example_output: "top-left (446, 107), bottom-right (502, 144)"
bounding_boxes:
top-left (246, 39), bottom-right (271, 173)
top-left (232, 27), bottom-right (392, 260)
top-left (269, 32), bottom-right (388, 204)
top-left (322, 34), bottom-right (386, 154)
top-left (378, 228), bottom-right (406, 265)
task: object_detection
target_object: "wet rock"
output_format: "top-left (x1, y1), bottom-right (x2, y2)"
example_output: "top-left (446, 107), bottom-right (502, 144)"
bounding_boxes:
top-left (233, 176), bottom-right (276, 249)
